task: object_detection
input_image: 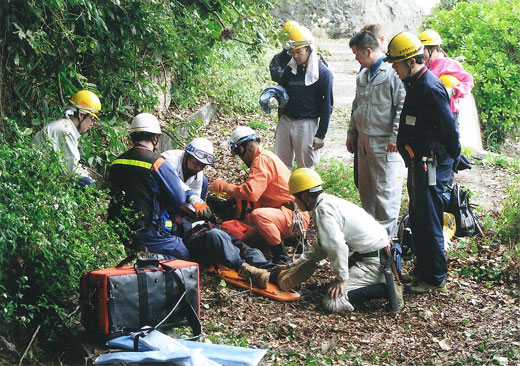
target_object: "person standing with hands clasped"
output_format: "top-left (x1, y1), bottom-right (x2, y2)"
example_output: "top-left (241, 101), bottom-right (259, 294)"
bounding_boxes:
top-left (385, 32), bottom-right (461, 293)
top-left (346, 30), bottom-right (406, 237)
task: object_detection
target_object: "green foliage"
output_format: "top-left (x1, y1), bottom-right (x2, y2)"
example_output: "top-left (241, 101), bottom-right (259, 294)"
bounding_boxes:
top-left (0, 0), bottom-right (275, 173)
top-left (497, 177), bottom-right (520, 247)
top-left (316, 159), bottom-right (361, 206)
top-left (172, 43), bottom-right (272, 116)
top-left (248, 119), bottom-right (272, 131)
top-left (424, 0), bottom-right (520, 149)
top-left (0, 120), bottom-right (126, 348)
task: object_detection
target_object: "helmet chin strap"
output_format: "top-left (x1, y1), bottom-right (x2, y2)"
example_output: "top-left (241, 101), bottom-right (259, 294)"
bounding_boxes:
top-left (74, 109), bottom-right (89, 132)
top-left (403, 60), bottom-right (415, 87)
top-left (151, 135), bottom-right (159, 151)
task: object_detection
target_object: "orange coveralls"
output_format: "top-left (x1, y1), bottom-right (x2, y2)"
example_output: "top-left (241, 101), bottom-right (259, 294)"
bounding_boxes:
top-left (226, 146), bottom-right (310, 246)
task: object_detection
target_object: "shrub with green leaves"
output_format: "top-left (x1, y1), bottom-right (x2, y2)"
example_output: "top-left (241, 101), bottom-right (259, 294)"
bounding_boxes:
top-left (424, 0), bottom-right (520, 150)
top-left (0, 120), bottom-right (126, 350)
top-left (0, 0), bottom-right (275, 175)
top-left (172, 43), bottom-right (272, 116)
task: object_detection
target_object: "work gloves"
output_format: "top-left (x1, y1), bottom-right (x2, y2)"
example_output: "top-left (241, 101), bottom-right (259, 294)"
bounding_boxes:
top-left (209, 179), bottom-right (228, 193)
top-left (193, 201), bottom-right (212, 219)
top-left (268, 97), bottom-right (279, 109)
top-left (189, 195), bottom-right (213, 220)
top-left (312, 137), bottom-right (325, 150)
top-left (452, 153), bottom-right (472, 173)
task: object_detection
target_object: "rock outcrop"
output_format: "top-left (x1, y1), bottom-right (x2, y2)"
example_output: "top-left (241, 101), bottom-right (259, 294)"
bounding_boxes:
top-left (271, 0), bottom-right (424, 39)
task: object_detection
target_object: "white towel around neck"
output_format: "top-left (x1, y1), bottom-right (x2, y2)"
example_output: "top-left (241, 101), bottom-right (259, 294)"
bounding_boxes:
top-left (287, 45), bottom-right (320, 86)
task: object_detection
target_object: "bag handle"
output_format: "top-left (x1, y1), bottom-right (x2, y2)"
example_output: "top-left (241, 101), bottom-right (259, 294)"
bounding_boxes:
top-left (132, 263), bottom-right (202, 344)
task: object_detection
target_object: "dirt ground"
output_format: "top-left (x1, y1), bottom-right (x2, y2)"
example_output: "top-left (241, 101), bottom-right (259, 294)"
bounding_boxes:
top-left (197, 111), bottom-right (519, 365)
top-left (193, 40), bottom-right (519, 365)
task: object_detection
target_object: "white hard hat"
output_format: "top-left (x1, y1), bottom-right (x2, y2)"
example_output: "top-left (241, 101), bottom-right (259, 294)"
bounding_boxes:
top-left (130, 113), bottom-right (162, 135)
top-left (228, 126), bottom-right (258, 151)
top-left (186, 137), bottom-right (215, 166)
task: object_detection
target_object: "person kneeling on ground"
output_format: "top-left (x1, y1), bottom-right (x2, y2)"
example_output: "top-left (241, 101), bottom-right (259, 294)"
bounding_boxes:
top-left (108, 113), bottom-right (192, 260)
top-left (162, 137), bottom-right (214, 220)
top-left (273, 168), bottom-right (403, 313)
top-left (209, 126), bottom-right (309, 265)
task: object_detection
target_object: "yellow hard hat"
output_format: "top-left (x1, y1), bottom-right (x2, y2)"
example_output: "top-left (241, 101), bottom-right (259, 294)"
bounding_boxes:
top-left (418, 29), bottom-right (443, 46)
top-left (384, 32), bottom-right (423, 64)
top-left (439, 74), bottom-right (460, 88)
top-left (283, 20), bottom-right (299, 32)
top-left (289, 168), bottom-right (323, 195)
top-left (443, 212), bottom-right (456, 240)
top-left (287, 25), bottom-right (313, 50)
top-left (69, 90), bottom-right (101, 119)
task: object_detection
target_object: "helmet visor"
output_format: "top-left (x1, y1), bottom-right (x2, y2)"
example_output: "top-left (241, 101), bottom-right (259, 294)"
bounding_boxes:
top-left (186, 144), bottom-right (215, 166)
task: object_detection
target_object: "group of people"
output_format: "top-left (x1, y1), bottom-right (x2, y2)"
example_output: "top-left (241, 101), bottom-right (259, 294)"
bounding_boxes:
top-left (33, 21), bottom-right (474, 314)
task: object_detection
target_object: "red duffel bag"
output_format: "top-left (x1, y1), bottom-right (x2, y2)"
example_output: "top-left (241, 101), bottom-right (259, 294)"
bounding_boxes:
top-left (80, 258), bottom-right (201, 339)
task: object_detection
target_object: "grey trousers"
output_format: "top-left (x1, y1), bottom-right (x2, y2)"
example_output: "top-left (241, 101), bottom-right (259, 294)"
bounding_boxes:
top-left (356, 134), bottom-right (405, 237)
top-left (274, 114), bottom-right (320, 169)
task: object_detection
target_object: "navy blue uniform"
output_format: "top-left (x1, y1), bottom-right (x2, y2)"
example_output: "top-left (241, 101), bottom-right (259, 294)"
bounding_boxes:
top-left (280, 60), bottom-right (334, 139)
top-left (397, 66), bottom-right (460, 285)
top-left (108, 144), bottom-right (190, 260)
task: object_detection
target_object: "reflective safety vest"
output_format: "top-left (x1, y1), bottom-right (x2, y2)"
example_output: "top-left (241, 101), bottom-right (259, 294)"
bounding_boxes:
top-left (108, 146), bottom-right (163, 234)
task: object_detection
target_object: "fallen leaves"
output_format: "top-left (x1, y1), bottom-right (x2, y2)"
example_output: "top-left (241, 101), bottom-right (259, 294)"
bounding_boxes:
top-left (193, 112), bottom-right (520, 365)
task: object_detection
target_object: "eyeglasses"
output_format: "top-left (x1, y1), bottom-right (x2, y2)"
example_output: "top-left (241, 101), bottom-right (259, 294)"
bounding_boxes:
top-left (186, 144), bottom-right (215, 165)
top-left (290, 47), bottom-right (308, 57)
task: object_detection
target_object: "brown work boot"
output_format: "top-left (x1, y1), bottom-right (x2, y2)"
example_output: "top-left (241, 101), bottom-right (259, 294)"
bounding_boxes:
top-left (277, 260), bottom-right (317, 292)
top-left (238, 263), bottom-right (270, 289)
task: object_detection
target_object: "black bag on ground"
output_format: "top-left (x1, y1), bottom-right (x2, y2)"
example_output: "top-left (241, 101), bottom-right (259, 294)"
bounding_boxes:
top-left (445, 184), bottom-right (481, 237)
top-left (80, 258), bottom-right (201, 340)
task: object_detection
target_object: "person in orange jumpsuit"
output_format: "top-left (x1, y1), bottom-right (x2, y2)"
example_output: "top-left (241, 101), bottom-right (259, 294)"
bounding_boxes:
top-left (210, 126), bottom-right (310, 264)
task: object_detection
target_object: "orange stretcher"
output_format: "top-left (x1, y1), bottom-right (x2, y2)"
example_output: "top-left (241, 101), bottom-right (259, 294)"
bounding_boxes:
top-left (207, 266), bottom-right (301, 302)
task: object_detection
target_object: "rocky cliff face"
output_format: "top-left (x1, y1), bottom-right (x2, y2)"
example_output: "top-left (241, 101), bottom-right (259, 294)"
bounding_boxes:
top-left (271, 0), bottom-right (424, 39)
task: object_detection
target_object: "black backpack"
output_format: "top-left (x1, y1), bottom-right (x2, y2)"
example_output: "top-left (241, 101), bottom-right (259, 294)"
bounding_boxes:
top-left (445, 184), bottom-right (482, 237)
top-left (397, 214), bottom-right (415, 259)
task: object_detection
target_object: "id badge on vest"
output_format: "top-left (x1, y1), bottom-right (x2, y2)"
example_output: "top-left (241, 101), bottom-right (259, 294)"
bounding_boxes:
top-left (405, 115), bottom-right (416, 126)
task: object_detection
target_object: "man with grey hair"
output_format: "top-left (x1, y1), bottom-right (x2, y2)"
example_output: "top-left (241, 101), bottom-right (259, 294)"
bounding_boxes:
top-left (346, 30), bottom-right (406, 237)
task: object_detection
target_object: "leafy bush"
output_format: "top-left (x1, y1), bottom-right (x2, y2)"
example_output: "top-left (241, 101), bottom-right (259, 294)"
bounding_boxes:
top-left (424, 0), bottom-right (520, 149)
top-left (497, 176), bottom-right (520, 246)
top-left (316, 159), bottom-right (360, 205)
top-left (0, 0), bottom-right (275, 175)
top-left (0, 120), bottom-right (126, 351)
top-left (172, 43), bottom-right (272, 116)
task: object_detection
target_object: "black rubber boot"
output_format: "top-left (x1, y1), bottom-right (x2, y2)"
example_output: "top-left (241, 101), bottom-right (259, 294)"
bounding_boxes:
top-left (270, 242), bottom-right (290, 265)
top-left (347, 283), bottom-right (387, 305)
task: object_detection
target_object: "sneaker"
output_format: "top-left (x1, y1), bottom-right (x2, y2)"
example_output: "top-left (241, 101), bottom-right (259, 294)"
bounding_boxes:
top-left (394, 281), bottom-right (404, 311)
top-left (277, 260), bottom-right (317, 292)
top-left (323, 294), bottom-right (355, 313)
top-left (238, 263), bottom-right (270, 289)
top-left (405, 280), bottom-right (446, 294)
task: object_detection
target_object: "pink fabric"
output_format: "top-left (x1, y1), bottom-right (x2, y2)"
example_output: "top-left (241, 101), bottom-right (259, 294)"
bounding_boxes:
top-left (429, 55), bottom-right (474, 113)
